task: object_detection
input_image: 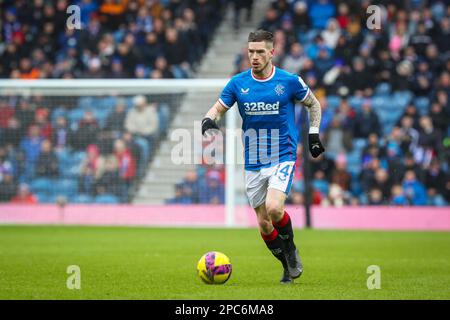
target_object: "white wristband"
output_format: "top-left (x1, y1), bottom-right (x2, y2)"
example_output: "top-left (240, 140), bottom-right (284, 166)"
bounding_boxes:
top-left (309, 127), bottom-right (319, 134)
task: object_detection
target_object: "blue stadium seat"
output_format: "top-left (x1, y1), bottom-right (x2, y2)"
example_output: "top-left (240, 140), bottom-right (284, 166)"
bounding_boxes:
top-left (95, 194), bottom-right (120, 204)
top-left (158, 103), bottom-right (170, 136)
top-left (292, 180), bottom-right (305, 193)
top-left (392, 91), bottom-right (413, 108)
top-left (68, 108), bottom-right (85, 124)
top-left (71, 193), bottom-right (94, 204)
top-left (72, 151), bottom-right (86, 164)
top-left (313, 179), bottom-right (329, 196)
top-left (196, 166), bottom-right (206, 179)
top-left (93, 109), bottom-right (111, 128)
top-left (353, 138), bottom-right (367, 151)
top-left (98, 96), bottom-right (118, 111)
top-left (374, 82), bottom-right (391, 96)
top-left (36, 193), bottom-right (56, 204)
top-left (54, 179), bottom-right (78, 197)
top-left (326, 95), bottom-right (341, 112)
top-left (125, 97), bottom-right (135, 110)
top-left (60, 163), bottom-right (80, 179)
top-left (348, 163), bottom-right (362, 177)
top-left (51, 107), bottom-right (68, 123)
top-left (348, 96), bottom-right (363, 112)
top-left (350, 179), bottom-right (363, 196)
top-left (347, 151), bottom-right (361, 166)
top-left (30, 178), bottom-right (54, 194)
top-left (56, 149), bottom-right (71, 164)
top-left (372, 96), bottom-right (388, 110)
top-left (77, 97), bottom-right (95, 110)
top-left (415, 97), bottom-right (430, 115)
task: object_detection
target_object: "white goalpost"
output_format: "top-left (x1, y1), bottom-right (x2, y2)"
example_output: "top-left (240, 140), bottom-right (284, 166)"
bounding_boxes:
top-left (0, 79), bottom-right (242, 227)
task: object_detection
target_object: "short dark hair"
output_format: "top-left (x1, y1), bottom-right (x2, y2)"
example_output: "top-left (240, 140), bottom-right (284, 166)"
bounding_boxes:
top-left (248, 30), bottom-right (274, 43)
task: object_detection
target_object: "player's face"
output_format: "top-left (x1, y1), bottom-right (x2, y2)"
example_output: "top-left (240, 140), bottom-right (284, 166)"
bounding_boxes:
top-left (248, 41), bottom-right (274, 73)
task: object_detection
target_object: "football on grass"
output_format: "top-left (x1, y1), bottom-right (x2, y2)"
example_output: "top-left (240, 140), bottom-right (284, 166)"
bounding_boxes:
top-left (197, 251), bottom-right (232, 284)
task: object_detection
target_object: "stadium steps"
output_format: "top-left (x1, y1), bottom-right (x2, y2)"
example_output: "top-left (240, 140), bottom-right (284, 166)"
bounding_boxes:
top-left (133, 0), bottom-right (271, 204)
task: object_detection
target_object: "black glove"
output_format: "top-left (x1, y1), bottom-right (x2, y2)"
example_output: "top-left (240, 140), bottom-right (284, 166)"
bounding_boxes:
top-left (308, 133), bottom-right (325, 158)
top-left (201, 117), bottom-right (219, 136)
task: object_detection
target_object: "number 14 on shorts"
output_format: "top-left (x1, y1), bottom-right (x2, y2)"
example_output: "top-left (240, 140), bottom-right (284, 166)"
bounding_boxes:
top-left (276, 163), bottom-right (292, 182)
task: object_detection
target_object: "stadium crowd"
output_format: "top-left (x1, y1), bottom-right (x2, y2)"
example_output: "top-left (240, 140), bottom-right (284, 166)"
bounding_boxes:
top-left (0, 0), bottom-right (226, 79)
top-left (0, 0), bottom-right (449, 206)
top-left (170, 0), bottom-right (449, 206)
top-left (0, 0), bottom-right (226, 204)
top-left (0, 94), bottom-right (171, 203)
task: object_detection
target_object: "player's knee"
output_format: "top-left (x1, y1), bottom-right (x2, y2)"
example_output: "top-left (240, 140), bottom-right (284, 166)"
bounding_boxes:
top-left (266, 201), bottom-right (284, 221)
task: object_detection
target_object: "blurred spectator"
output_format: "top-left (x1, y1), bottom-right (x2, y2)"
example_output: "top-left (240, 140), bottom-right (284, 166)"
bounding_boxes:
top-left (11, 183), bottom-right (38, 204)
top-left (429, 102), bottom-right (449, 134)
top-left (200, 171), bottom-right (225, 204)
top-left (324, 117), bottom-right (351, 156)
top-left (326, 183), bottom-right (347, 207)
top-left (105, 99), bottom-right (127, 133)
top-left (36, 140), bottom-right (59, 177)
top-left (73, 110), bottom-right (99, 151)
top-left (390, 184), bottom-right (408, 206)
top-left (309, 0), bottom-right (336, 30)
top-left (372, 168), bottom-right (392, 202)
top-left (154, 56), bottom-right (175, 79)
top-left (424, 159), bottom-right (447, 200)
top-left (33, 108), bottom-right (53, 139)
top-left (232, 0), bottom-right (254, 32)
top-left (353, 100), bottom-right (380, 138)
top-left (282, 42), bottom-right (307, 74)
top-left (0, 148), bottom-right (14, 180)
top-left (2, 117), bottom-right (22, 148)
top-left (368, 188), bottom-right (385, 205)
top-left (397, 104), bottom-right (421, 130)
top-left (330, 154), bottom-right (351, 191)
top-left (399, 115), bottom-right (420, 155)
top-left (291, 1), bottom-right (310, 34)
top-left (321, 18), bottom-right (341, 49)
top-left (402, 170), bottom-right (428, 205)
top-left (20, 125), bottom-right (43, 177)
top-left (114, 139), bottom-right (136, 201)
top-left (181, 169), bottom-right (200, 203)
top-left (125, 95), bottom-right (159, 145)
top-left (0, 173), bottom-right (17, 202)
top-left (167, 183), bottom-right (193, 204)
top-left (95, 156), bottom-right (120, 197)
top-left (0, 100), bottom-right (14, 129)
top-left (311, 153), bottom-right (335, 181)
top-left (336, 3), bottom-right (350, 29)
top-left (15, 99), bottom-right (34, 135)
top-left (52, 116), bottom-right (71, 150)
top-left (79, 144), bottom-right (105, 195)
top-left (416, 116), bottom-right (442, 165)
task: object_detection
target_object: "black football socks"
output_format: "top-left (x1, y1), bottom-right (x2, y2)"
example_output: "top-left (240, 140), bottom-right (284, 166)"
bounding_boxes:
top-left (272, 211), bottom-right (295, 251)
top-left (261, 228), bottom-right (288, 269)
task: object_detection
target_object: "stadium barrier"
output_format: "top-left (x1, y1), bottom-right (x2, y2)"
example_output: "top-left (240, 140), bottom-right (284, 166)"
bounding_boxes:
top-left (0, 204), bottom-right (449, 231)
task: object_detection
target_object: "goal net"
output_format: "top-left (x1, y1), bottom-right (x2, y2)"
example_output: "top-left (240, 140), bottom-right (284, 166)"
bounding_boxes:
top-left (0, 79), bottom-right (245, 212)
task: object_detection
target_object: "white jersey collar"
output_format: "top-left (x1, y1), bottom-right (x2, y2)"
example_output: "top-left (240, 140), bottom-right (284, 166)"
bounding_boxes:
top-left (251, 66), bottom-right (276, 82)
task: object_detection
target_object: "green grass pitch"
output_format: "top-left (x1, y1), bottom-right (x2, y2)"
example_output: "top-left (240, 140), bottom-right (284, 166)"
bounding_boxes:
top-left (0, 225), bottom-right (449, 299)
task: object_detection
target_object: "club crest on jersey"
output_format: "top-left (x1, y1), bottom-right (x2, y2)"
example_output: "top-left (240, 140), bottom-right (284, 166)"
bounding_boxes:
top-left (240, 88), bottom-right (250, 94)
top-left (274, 84), bottom-right (285, 96)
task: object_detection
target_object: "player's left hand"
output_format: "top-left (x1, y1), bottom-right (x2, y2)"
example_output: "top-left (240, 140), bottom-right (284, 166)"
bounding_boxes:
top-left (308, 134), bottom-right (325, 158)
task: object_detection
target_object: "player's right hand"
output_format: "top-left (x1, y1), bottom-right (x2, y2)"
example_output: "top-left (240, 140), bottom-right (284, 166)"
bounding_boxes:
top-left (201, 117), bottom-right (219, 136)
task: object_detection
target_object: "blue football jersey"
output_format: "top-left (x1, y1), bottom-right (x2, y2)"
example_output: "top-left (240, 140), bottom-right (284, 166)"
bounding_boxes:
top-left (219, 66), bottom-right (310, 171)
